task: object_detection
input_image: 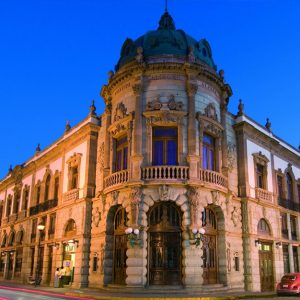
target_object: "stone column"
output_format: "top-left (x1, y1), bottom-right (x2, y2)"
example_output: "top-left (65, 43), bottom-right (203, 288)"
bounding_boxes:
top-left (130, 83), bottom-right (144, 182)
top-left (42, 244), bottom-right (50, 284)
top-left (288, 244), bottom-right (295, 273)
top-left (186, 82), bottom-right (199, 180)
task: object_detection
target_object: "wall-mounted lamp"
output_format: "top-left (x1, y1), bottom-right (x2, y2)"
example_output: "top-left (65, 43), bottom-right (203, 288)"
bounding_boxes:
top-left (190, 227), bottom-right (205, 247)
top-left (125, 227), bottom-right (141, 247)
top-left (67, 239), bottom-right (79, 247)
top-left (255, 240), bottom-right (262, 247)
top-left (276, 242), bottom-right (282, 249)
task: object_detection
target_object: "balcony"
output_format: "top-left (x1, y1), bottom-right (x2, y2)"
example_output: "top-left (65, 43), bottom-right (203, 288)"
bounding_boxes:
top-left (63, 189), bottom-right (79, 202)
top-left (199, 168), bottom-right (228, 189)
top-left (278, 198), bottom-right (300, 212)
top-left (141, 166), bottom-right (189, 181)
top-left (255, 188), bottom-right (273, 202)
top-left (104, 170), bottom-right (129, 189)
top-left (29, 199), bottom-right (58, 216)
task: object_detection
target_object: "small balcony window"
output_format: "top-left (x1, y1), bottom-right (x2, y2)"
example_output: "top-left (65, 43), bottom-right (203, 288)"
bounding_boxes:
top-left (152, 127), bottom-right (177, 166)
top-left (115, 136), bottom-right (128, 172)
top-left (202, 134), bottom-right (215, 171)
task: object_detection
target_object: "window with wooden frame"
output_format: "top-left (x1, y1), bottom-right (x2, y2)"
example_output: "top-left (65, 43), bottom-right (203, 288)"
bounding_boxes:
top-left (48, 213), bottom-right (56, 238)
top-left (66, 153), bottom-right (81, 191)
top-left (277, 174), bottom-right (284, 200)
top-left (44, 174), bottom-right (51, 201)
top-left (290, 215), bottom-right (297, 241)
top-left (281, 213), bottom-right (288, 239)
top-left (13, 192), bottom-right (20, 214)
top-left (152, 127), bottom-right (178, 166)
top-left (36, 184), bottom-right (41, 205)
top-left (22, 187), bottom-right (29, 210)
top-left (54, 176), bottom-right (59, 200)
top-left (202, 134), bottom-right (216, 171)
top-left (286, 173), bottom-right (294, 201)
top-left (114, 135), bottom-right (128, 172)
top-left (252, 152), bottom-right (269, 190)
top-left (6, 195), bottom-right (12, 217)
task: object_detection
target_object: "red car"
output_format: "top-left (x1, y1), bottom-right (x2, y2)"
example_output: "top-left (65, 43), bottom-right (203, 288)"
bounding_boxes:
top-left (277, 273), bottom-right (300, 295)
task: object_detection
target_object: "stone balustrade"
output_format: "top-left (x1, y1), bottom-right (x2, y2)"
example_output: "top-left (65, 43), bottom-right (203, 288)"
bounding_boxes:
top-left (198, 168), bottom-right (228, 188)
top-left (141, 165), bottom-right (189, 181)
top-left (63, 189), bottom-right (79, 202)
top-left (255, 187), bottom-right (273, 202)
top-left (104, 170), bottom-right (129, 189)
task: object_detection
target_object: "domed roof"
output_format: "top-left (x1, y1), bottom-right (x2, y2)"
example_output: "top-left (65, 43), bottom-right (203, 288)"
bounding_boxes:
top-left (115, 12), bottom-right (217, 71)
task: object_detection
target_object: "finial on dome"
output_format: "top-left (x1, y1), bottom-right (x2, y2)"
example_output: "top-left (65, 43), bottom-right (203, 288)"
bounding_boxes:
top-left (165, 0), bottom-right (168, 12)
top-left (89, 99), bottom-right (96, 116)
top-left (8, 164), bottom-right (13, 173)
top-left (65, 120), bottom-right (71, 133)
top-left (35, 143), bottom-right (41, 153)
top-left (158, 10), bottom-right (175, 30)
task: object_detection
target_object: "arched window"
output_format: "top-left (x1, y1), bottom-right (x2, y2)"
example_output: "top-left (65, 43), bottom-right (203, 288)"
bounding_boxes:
top-left (114, 207), bottom-right (127, 232)
top-left (6, 195), bottom-right (12, 217)
top-left (44, 174), bottom-right (51, 201)
top-left (202, 207), bottom-right (217, 230)
top-left (64, 219), bottom-right (76, 237)
top-left (114, 136), bottom-right (128, 172)
top-left (149, 202), bottom-right (180, 228)
top-left (286, 173), bottom-right (293, 201)
top-left (54, 176), bottom-right (59, 200)
top-left (36, 185), bottom-right (41, 205)
top-left (257, 219), bottom-right (271, 236)
top-left (1, 233), bottom-right (7, 248)
top-left (16, 230), bottom-right (24, 245)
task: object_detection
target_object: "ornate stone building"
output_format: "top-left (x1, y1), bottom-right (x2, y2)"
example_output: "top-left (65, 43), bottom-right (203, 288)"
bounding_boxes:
top-left (0, 11), bottom-right (299, 293)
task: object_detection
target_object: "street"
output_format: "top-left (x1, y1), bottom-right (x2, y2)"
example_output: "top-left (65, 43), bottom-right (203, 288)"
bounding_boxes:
top-left (0, 286), bottom-right (93, 300)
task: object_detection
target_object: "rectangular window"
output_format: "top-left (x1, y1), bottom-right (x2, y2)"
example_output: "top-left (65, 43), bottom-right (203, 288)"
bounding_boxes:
top-left (23, 189), bottom-right (29, 210)
top-left (30, 247), bottom-right (35, 276)
top-left (283, 244), bottom-right (290, 274)
top-left (6, 198), bottom-right (12, 217)
top-left (290, 215), bottom-right (297, 241)
top-left (234, 256), bottom-right (240, 272)
top-left (152, 127), bottom-right (178, 166)
top-left (36, 186), bottom-right (41, 205)
top-left (15, 248), bottom-right (23, 273)
top-left (281, 213), bottom-right (288, 239)
top-left (93, 256), bottom-right (98, 272)
top-left (70, 166), bottom-right (79, 189)
top-left (256, 164), bottom-right (264, 189)
top-left (115, 136), bottom-right (128, 172)
top-left (202, 134), bottom-right (215, 170)
top-left (293, 246), bottom-right (299, 273)
top-left (277, 175), bottom-right (284, 199)
top-left (13, 194), bottom-right (20, 214)
top-left (48, 214), bottom-right (56, 238)
top-left (54, 177), bottom-right (59, 200)
top-left (31, 219), bottom-right (37, 243)
top-left (40, 216), bottom-right (47, 241)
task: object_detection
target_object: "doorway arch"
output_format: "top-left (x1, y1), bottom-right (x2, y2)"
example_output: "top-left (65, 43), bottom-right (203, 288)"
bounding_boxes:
top-left (148, 201), bottom-right (182, 285)
top-left (113, 206), bottom-right (128, 285)
top-left (202, 207), bottom-right (218, 284)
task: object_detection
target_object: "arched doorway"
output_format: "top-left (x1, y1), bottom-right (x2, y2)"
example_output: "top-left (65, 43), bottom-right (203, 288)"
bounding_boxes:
top-left (257, 218), bottom-right (274, 291)
top-left (202, 207), bottom-right (217, 284)
top-left (148, 202), bottom-right (182, 285)
top-left (113, 206), bottom-right (127, 285)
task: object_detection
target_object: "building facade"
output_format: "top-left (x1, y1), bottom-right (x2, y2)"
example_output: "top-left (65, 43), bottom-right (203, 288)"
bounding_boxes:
top-left (0, 11), bottom-right (299, 292)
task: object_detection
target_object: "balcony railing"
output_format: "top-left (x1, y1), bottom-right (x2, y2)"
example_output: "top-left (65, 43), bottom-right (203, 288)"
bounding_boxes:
top-left (29, 198), bottom-right (58, 216)
top-left (141, 166), bottom-right (189, 181)
top-left (63, 189), bottom-right (79, 202)
top-left (255, 188), bottom-right (273, 202)
top-left (278, 198), bottom-right (300, 212)
top-left (104, 170), bottom-right (129, 189)
top-left (199, 169), bottom-right (228, 188)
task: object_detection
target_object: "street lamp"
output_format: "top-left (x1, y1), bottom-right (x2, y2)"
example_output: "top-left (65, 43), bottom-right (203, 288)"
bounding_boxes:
top-left (35, 222), bottom-right (45, 286)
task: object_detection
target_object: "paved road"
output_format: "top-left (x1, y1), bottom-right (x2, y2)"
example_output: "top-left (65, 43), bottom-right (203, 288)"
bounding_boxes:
top-left (0, 286), bottom-right (93, 300)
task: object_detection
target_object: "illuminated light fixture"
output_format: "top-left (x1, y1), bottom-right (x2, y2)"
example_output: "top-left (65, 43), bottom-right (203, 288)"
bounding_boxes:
top-left (67, 239), bottom-right (79, 247)
top-left (125, 227), bottom-right (141, 247)
top-left (255, 240), bottom-right (262, 247)
top-left (276, 241), bottom-right (282, 249)
top-left (53, 242), bottom-right (60, 250)
top-left (37, 223), bottom-right (45, 231)
top-left (190, 227), bottom-right (205, 247)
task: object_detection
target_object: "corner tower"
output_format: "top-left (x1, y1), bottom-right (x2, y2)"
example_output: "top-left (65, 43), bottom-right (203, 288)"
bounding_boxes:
top-left (91, 11), bottom-right (242, 290)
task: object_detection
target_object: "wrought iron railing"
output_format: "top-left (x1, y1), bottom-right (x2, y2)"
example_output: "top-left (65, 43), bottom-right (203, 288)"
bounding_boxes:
top-left (278, 198), bottom-right (300, 212)
top-left (29, 198), bottom-right (58, 216)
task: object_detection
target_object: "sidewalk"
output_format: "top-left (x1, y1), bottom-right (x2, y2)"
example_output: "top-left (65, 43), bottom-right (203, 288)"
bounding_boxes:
top-left (0, 281), bottom-right (277, 300)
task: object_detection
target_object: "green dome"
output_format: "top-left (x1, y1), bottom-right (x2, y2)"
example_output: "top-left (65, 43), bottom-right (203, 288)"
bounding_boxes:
top-left (115, 12), bottom-right (217, 71)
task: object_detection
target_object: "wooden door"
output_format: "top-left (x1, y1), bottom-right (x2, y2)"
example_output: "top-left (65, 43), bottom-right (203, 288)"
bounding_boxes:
top-left (149, 232), bottom-right (181, 285)
top-left (113, 207), bottom-right (127, 285)
top-left (202, 234), bottom-right (217, 284)
top-left (6, 252), bottom-right (14, 280)
top-left (259, 242), bottom-right (274, 291)
top-left (202, 207), bottom-right (217, 284)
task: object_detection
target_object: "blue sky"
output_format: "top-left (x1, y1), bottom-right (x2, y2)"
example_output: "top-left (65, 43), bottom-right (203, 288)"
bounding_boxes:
top-left (0, 0), bottom-right (299, 179)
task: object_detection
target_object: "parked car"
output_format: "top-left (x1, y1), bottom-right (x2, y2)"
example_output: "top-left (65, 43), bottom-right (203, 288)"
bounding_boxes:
top-left (277, 273), bottom-right (300, 295)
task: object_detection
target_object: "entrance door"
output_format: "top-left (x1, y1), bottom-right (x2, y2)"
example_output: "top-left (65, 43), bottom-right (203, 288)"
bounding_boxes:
top-left (113, 206), bottom-right (127, 285)
top-left (148, 202), bottom-right (182, 285)
top-left (202, 208), bottom-right (217, 284)
top-left (259, 242), bottom-right (274, 291)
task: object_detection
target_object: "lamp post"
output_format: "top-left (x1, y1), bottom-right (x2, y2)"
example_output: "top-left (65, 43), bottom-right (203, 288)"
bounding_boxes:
top-left (35, 222), bottom-right (45, 286)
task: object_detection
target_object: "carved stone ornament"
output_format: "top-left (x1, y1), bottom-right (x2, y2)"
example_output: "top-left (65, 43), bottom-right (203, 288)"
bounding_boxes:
top-left (227, 142), bottom-right (236, 172)
top-left (146, 94), bottom-right (183, 112)
top-left (204, 103), bottom-right (218, 121)
top-left (66, 153), bottom-right (82, 168)
top-left (129, 187), bottom-right (142, 226)
top-left (109, 111), bottom-right (133, 138)
top-left (11, 165), bottom-right (23, 187)
top-left (188, 46), bottom-right (196, 63)
top-left (231, 206), bottom-right (241, 227)
top-left (188, 187), bottom-right (202, 227)
top-left (135, 46), bottom-right (144, 64)
top-left (159, 185), bottom-right (170, 201)
top-left (114, 102), bottom-right (128, 122)
top-left (211, 191), bottom-right (221, 206)
top-left (99, 142), bottom-right (104, 169)
top-left (92, 207), bottom-right (101, 227)
top-left (252, 151), bottom-right (269, 166)
top-left (144, 110), bottom-right (186, 127)
top-left (197, 111), bottom-right (224, 138)
top-left (146, 95), bottom-right (162, 111)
